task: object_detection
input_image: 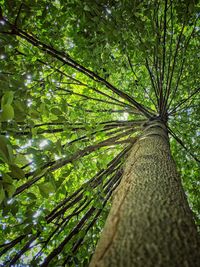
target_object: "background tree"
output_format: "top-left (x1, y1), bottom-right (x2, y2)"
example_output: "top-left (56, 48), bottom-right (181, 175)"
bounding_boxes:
top-left (0, 0), bottom-right (200, 266)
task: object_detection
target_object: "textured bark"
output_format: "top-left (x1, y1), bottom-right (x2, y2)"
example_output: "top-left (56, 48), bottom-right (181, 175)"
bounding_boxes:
top-left (89, 119), bottom-right (200, 267)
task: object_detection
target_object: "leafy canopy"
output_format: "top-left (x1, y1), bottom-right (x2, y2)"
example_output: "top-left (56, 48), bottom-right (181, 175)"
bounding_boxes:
top-left (0, 0), bottom-right (199, 266)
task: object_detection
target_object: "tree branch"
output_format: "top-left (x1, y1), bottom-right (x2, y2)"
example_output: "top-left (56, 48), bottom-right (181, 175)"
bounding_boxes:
top-left (168, 127), bottom-right (200, 164)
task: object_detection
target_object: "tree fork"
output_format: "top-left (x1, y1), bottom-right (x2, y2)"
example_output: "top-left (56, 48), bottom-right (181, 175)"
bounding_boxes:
top-left (89, 119), bottom-right (200, 267)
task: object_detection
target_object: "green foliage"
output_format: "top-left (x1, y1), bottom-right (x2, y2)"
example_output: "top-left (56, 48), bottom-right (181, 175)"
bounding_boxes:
top-left (0, 0), bottom-right (199, 266)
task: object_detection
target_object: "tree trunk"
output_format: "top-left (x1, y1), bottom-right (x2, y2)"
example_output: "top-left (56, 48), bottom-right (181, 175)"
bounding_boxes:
top-left (89, 119), bottom-right (200, 267)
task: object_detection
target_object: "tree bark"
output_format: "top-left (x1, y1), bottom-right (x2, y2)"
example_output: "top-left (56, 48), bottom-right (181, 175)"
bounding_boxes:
top-left (89, 119), bottom-right (200, 267)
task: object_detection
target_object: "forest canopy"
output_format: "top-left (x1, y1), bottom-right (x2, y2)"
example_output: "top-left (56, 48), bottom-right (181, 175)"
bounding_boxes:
top-left (0, 0), bottom-right (200, 266)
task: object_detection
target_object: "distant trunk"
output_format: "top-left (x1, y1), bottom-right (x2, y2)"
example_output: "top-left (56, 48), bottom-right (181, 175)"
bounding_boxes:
top-left (89, 119), bottom-right (200, 267)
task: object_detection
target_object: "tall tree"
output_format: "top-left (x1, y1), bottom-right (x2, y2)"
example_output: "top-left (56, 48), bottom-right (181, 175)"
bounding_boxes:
top-left (0, 0), bottom-right (199, 266)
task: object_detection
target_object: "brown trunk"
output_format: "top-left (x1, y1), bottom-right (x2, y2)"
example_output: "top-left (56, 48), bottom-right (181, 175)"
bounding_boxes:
top-left (89, 119), bottom-right (200, 267)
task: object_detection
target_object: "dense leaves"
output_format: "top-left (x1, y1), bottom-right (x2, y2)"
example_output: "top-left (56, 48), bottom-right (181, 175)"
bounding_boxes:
top-left (0, 0), bottom-right (199, 266)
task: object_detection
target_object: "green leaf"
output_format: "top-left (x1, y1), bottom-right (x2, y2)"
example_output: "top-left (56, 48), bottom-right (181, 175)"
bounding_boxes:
top-left (0, 104), bottom-right (14, 121)
top-left (33, 167), bottom-right (47, 178)
top-left (38, 182), bottom-right (55, 198)
top-left (10, 203), bottom-right (19, 216)
top-left (24, 224), bottom-right (33, 234)
top-left (4, 183), bottom-right (15, 198)
top-left (9, 164), bottom-right (25, 179)
top-left (51, 107), bottom-right (62, 115)
top-left (1, 91), bottom-right (14, 105)
top-left (0, 183), bottom-right (5, 205)
top-left (0, 135), bottom-right (13, 163)
top-left (13, 100), bottom-right (26, 122)
top-left (27, 192), bottom-right (37, 200)
top-left (2, 173), bottom-right (13, 184)
top-left (84, 5), bottom-right (90, 11)
top-left (31, 127), bottom-right (38, 136)
top-left (14, 154), bottom-right (29, 166)
top-left (6, 144), bottom-right (14, 163)
top-left (29, 109), bottom-right (40, 119)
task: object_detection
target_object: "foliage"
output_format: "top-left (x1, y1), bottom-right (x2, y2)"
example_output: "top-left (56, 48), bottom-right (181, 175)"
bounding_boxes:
top-left (0, 0), bottom-right (199, 266)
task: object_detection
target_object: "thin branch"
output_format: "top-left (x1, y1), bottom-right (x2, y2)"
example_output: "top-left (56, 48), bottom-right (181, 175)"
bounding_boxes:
top-left (55, 87), bottom-right (130, 108)
top-left (169, 87), bottom-right (200, 115)
top-left (5, 119), bottom-right (143, 138)
top-left (158, 0), bottom-right (168, 116)
top-left (168, 127), bottom-right (200, 163)
top-left (166, 22), bottom-right (198, 111)
top-left (0, 235), bottom-right (26, 256)
top-left (126, 54), bottom-right (157, 111)
top-left (14, 3), bottom-right (24, 26)
top-left (163, 0), bottom-right (174, 109)
top-left (8, 233), bottom-right (40, 266)
top-left (41, 167), bottom-right (123, 267)
top-left (163, 5), bottom-right (188, 113)
top-left (14, 130), bottom-right (135, 196)
top-left (16, 51), bottom-right (136, 111)
top-left (41, 206), bottom-right (96, 266)
top-left (145, 58), bottom-right (159, 108)
top-left (46, 144), bottom-right (131, 221)
top-left (63, 180), bottom-right (119, 265)
top-left (15, 42), bottom-right (135, 112)
top-left (155, 1), bottom-right (162, 98)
